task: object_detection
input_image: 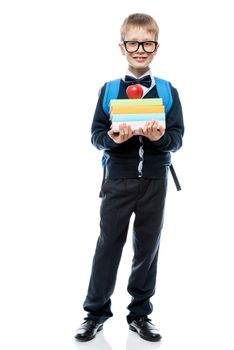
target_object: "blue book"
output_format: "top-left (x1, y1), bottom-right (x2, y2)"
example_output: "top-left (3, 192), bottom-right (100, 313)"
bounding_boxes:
top-left (111, 113), bottom-right (165, 122)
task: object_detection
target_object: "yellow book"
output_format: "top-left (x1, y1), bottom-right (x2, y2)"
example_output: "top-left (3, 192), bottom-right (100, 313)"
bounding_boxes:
top-left (110, 105), bottom-right (165, 114)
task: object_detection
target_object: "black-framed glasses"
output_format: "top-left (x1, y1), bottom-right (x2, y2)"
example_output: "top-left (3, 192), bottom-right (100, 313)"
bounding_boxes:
top-left (123, 41), bottom-right (158, 53)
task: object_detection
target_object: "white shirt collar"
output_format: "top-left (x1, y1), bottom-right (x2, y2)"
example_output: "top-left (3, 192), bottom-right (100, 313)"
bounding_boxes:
top-left (123, 69), bottom-right (155, 97)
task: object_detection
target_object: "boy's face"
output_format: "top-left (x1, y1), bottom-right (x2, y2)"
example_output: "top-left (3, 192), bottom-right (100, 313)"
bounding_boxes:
top-left (120, 26), bottom-right (158, 77)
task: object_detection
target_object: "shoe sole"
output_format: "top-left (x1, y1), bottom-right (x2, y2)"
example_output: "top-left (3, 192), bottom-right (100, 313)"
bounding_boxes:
top-left (75, 324), bottom-right (103, 342)
top-left (129, 325), bottom-right (162, 342)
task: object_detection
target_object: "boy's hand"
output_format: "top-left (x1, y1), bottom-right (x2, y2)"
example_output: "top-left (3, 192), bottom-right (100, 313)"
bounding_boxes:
top-left (108, 123), bottom-right (134, 144)
top-left (139, 121), bottom-right (165, 141)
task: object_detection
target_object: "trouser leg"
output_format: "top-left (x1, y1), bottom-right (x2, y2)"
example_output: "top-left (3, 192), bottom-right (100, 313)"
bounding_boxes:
top-left (83, 179), bottom-right (136, 323)
top-left (127, 178), bottom-right (168, 323)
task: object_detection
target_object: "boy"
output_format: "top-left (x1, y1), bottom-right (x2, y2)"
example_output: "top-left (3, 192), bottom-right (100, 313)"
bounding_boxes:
top-left (75, 13), bottom-right (184, 342)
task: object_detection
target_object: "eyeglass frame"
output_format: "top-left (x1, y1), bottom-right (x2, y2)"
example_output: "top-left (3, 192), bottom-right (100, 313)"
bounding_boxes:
top-left (123, 40), bottom-right (158, 53)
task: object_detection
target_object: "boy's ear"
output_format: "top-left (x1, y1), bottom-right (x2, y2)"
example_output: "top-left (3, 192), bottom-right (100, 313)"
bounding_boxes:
top-left (119, 43), bottom-right (126, 56)
top-left (152, 43), bottom-right (160, 57)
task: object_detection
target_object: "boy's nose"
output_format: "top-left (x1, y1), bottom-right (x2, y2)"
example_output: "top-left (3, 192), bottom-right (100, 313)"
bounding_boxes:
top-left (137, 43), bottom-right (144, 52)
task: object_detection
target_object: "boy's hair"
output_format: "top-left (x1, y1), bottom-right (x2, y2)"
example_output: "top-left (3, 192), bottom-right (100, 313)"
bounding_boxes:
top-left (120, 13), bottom-right (159, 41)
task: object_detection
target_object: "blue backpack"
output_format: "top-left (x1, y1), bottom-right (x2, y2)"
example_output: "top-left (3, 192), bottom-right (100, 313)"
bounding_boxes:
top-left (101, 77), bottom-right (181, 191)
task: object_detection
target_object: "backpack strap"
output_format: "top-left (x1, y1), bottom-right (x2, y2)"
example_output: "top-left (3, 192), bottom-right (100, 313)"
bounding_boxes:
top-left (154, 78), bottom-right (181, 190)
top-left (103, 79), bottom-right (121, 116)
top-left (169, 164), bottom-right (181, 191)
top-left (154, 77), bottom-right (173, 113)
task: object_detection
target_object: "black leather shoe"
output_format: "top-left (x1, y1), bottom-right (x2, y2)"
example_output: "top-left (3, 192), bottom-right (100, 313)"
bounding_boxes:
top-left (129, 317), bottom-right (162, 342)
top-left (74, 320), bottom-right (103, 342)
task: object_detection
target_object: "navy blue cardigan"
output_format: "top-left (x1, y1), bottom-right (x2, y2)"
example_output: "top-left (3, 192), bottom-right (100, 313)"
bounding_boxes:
top-left (91, 79), bottom-right (184, 179)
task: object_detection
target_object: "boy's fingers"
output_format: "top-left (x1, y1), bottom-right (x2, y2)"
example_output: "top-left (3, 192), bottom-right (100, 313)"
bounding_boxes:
top-left (157, 125), bottom-right (165, 135)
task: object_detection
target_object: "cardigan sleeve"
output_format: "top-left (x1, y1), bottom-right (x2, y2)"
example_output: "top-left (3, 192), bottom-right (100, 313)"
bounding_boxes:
top-left (151, 85), bottom-right (184, 152)
top-left (91, 83), bottom-right (120, 151)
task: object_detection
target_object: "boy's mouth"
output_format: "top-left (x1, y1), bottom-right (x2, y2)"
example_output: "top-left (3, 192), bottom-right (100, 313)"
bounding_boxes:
top-left (133, 56), bottom-right (147, 61)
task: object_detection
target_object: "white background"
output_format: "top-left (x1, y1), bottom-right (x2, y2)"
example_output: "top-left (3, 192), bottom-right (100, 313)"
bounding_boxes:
top-left (1, 1), bottom-right (234, 349)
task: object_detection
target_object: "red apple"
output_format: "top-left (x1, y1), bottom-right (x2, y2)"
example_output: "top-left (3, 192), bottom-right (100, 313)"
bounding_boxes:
top-left (126, 84), bottom-right (143, 99)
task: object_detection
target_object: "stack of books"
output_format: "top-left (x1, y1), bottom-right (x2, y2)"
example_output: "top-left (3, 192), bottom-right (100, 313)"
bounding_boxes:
top-left (109, 98), bottom-right (166, 133)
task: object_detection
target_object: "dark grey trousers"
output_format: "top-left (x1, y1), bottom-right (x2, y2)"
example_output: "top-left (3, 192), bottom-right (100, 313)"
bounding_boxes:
top-left (83, 177), bottom-right (168, 324)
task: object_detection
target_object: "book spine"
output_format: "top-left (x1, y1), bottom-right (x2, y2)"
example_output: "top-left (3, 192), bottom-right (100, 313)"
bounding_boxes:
top-left (112, 120), bottom-right (166, 132)
top-left (110, 105), bottom-right (165, 114)
top-left (109, 98), bottom-right (163, 107)
top-left (111, 113), bottom-right (166, 122)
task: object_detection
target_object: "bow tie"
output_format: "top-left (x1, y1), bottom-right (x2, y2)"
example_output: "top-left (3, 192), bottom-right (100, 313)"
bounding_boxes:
top-left (124, 75), bottom-right (152, 88)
